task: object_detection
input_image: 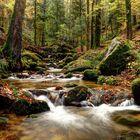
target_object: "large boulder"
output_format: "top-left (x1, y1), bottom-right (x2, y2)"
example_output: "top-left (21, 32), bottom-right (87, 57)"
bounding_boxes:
top-left (131, 78), bottom-right (140, 105)
top-left (64, 59), bottom-right (93, 72)
top-left (11, 99), bottom-right (49, 115)
top-left (64, 86), bottom-right (92, 106)
top-left (83, 69), bottom-right (100, 81)
top-left (98, 39), bottom-right (132, 75)
top-left (0, 94), bottom-right (50, 115)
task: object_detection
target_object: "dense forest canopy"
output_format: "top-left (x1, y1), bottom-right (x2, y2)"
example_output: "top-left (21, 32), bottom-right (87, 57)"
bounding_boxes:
top-left (0, 0), bottom-right (140, 47)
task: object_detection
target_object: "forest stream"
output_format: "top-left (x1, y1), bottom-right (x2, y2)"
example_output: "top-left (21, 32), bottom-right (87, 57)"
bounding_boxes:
top-left (1, 68), bottom-right (140, 140)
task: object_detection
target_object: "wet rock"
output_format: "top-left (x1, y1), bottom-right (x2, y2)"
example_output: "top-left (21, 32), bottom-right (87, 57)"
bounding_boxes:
top-left (117, 131), bottom-right (140, 140)
top-left (88, 89), bottom-right (132, 106)
top-left (0, 117), bottom-right (8, 126)
top-left (112, 110), bottom-right (140, 127)
top-left (115, 116), bottom-right (140, 126)
top-left (63, 86), bottom-right (92, 106)
top-left (16, 72), bottom-right (30, 79)
top-left (65, 73), bottom-right (73, 78)
top-left (0, 95), bottom-right (14, 110)
top-left (64, 83), bottom-right (78, 88)
top-left (131, 78), bottom-right (140, 105)
top-left (29, 89), bottom-right (50, 96)
top-left (11, 99), bottom-right (50, 115)
top-left (55, 86), bottom-right (63, 90)
top-left (0, 90), bottom-right (50, 115)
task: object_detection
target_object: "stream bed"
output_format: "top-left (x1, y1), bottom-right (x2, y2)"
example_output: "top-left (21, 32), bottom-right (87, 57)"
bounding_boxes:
top-left (1, 69), bottom-right (140, 140)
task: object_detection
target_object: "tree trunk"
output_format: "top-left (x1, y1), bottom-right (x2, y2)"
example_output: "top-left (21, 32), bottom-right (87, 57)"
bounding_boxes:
top-left (95, 0), bottom-right (101, 48)
top-left (34, 0), bottom-right (37, 46)
top-left (86, 0), bottom-right (90, 50)
top-left (42, 0), bottom-right (46, 47)
top-left (2, 0), bottom-right (26, 71)
top-left (132, 15), bottom-right (137, 26)
top-left (125, 0), bottom-right (132, 40)
top-left (91, 0), bottom-right (94, 49)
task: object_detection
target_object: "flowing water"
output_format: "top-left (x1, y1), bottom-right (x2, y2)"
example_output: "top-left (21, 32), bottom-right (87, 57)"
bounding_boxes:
top-left (2, 69), bottom-right (140, 140)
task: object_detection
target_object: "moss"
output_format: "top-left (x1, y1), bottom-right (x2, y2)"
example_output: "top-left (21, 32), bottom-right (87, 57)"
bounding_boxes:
top-left (64, 86), bottom-right (92, 106)
top-left (0, 59), bottom-right (8, 71)
top-left (64, 83), bottom-right (78, 88)
top-left (80, 49), bottom-right (106, 68)
top-left (65, 73), bottom-right (73, 78)
top-left (64, 59), bottom-right (93, 72)
top-left (21, 50), bottom-right (45, 71)
top-left (131, 78), bottom-right (140, 105)
top-left (98, 41), bottom-right (131, 75)
top-left (97, 75), bottom-right (117, 85)
top-left (22, 50), bottom-right (41, 61)
top-left (12, 99), bottom-right (50, 115)
top-left (83, 69), bottom-right (100, 81)
top-left (115, 115), bottom-right (140, 126)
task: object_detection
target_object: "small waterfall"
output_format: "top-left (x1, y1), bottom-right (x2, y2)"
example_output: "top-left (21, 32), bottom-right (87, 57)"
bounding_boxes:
top-left (119, 98), bottom-right (135, 107)
top-left (36, 95), bottom-right (56, 111)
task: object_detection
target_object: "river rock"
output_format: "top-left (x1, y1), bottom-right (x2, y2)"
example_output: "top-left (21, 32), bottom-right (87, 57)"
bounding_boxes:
top-left (63, 86), bottom-right (92, 106)
top-left (11, 99), bottom-right (50, 115)
top-left (112, 110), bottom-right (140, 127)
top-left (29, 89), bottom-right (50, 96)
top-left (16, 72), bottom-right (30, 79)
top-left (0, 90), bottom-right (50, 115)
top-left (131, 78), bottom-right (140, 105)
top-left (118, 131), bottom-right (140, 140)
top-left (98, 38), bottom-right (132, 75)
top-left (0, 117), bottom-right (8, 130)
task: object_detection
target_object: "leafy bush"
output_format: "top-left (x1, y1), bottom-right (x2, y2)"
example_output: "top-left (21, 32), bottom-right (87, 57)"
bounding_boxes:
top-left (97, 76), bottom-right (117, 85)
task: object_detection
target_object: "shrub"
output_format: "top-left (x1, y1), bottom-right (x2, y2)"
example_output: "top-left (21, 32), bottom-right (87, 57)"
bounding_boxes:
top-left (97, 76), bottom-right (117, 85)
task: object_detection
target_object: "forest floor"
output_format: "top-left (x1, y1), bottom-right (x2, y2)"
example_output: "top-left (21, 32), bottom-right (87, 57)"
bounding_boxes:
top-left (0, 30), bottom-right (140, 95)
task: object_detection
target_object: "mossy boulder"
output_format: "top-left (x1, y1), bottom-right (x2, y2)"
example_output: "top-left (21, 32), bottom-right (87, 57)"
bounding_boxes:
top-left (64, 83), bottom-right (78, 88)
top-left (64, 86), bottom-right (92, 106)
top-left (98, 39), bottom-right (131, 75)
top-left (11, 99), bottom-right (50, 115)
top-left (0, 93), bottom-right (50, 115)
top-left (64, 59), bottom-right (93, 72)
top-left (83, 69), bottom-right (100, 81)
top-left (80, 49), bottom-right (106, 68)
top-left (22, 50), bottom-right (46, 71)
top-left (112, 110), bottom-right (140, 127)
top-left (65, 73), bottom-right (73, 78)
top-left (131, 78), bottom-right (140, 105)
top-left (115, 115), bottom-right (140, 126)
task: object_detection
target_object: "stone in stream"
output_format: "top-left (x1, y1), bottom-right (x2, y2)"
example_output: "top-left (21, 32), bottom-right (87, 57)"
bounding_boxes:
top-left (131, 78), bottom-right (140, 105)
top-left (0, 88), bottom-right (50, 115)
top-left (16, 72), bottom-right (30, 79)
top-left (63, 86), bottom-right (92, 106)
top-left (29, 89), bottom-right (50, 96)
top-left (11, 99), bottom-right (50, 115)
